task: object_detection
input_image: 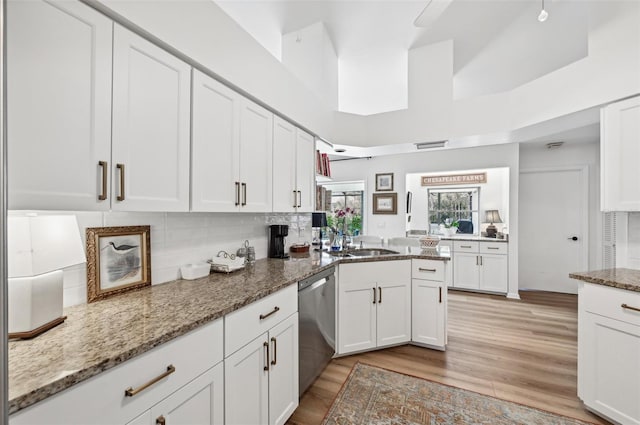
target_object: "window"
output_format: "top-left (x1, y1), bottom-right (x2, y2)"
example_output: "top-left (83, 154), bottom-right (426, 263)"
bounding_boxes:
top-left (428, 188), bottom-right (479, 234)
top-left (328, 190), bottom-right (363, 235)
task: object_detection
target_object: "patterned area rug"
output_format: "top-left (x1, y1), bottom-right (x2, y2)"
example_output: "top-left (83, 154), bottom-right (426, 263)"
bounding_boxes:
top-left (322, 363), bottom-right (594, 425)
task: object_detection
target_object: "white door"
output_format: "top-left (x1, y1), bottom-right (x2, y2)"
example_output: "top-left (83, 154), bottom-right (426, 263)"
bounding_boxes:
top-left (191, 70), bottom-right (241, 212)
top-left (7, 0), bottom-right (113, 211)
top-left (412, 279), bottom-right (445, 348)
top-left (479, 254), bottom-right (508, 293)
top-left (239, 99), bottom-right (273, 212)
top-left (338, 264), bottom-right (377, 355)
top-left (296, 130), bottom-right (316, 213)
top-left (151, 363), bottom-right (224, 425)
top-left (268, 314), bottom-right (299, 425)
top-left (453, 253), bottom-right (480, 289)
top-left (225, 334), bottom-right (270, 425)
top-left (272, 117), bottom-right (297, 212)
top-left (111, 24), bottom-right (191, 212)
top-left (519, 168), bottom-right (587, 294)
top-left (376, 262), bottom-right (411, 347)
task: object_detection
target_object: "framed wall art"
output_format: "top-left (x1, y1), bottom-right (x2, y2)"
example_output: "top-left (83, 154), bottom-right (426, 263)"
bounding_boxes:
top-left (375, 173), bottom-right (394, 191)
top-left (372, 193), bottom-right (398, 215)
top-left (86, 225), bottom-right (151, 303)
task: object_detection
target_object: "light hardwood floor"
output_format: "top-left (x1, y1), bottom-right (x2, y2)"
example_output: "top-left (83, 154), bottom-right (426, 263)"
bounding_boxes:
top-left (288, 290), bottom-right (610, 425)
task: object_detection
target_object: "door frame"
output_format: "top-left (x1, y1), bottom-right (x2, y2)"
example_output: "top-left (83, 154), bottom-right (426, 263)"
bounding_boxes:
top-left (519, 165), bottom-right (590, 277)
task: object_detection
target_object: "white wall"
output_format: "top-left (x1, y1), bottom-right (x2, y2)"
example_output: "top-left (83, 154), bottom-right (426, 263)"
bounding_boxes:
top-left (282, 22), bottom-right (338, 109)
top-left (8, 211), bottom-right (311, 307)
top-left (406, 168), bottom-right (510, 235)
top-left (519, 141), bottom-right (601, 270)
top-left (330, 143), bottom-right (520, 298)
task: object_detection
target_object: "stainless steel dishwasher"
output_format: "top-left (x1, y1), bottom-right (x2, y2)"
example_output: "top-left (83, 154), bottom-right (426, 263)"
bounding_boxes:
top-left (298, 266), bottom-right (336, 396)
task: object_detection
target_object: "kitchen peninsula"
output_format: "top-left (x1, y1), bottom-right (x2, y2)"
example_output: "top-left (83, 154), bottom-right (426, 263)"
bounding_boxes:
top-left (570, 268), bottom-right (640, 425)
top-left (9, 248), bottom-right (450, 425)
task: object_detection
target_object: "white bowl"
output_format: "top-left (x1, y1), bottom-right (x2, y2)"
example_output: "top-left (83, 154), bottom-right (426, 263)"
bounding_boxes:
top-left (420, 236), bottom-right (440, 249)
top-left (180, 263), bottom-right (211, 280)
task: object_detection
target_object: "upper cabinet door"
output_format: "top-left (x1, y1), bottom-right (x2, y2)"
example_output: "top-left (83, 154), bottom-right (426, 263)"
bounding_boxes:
top-left (601, 95), bottom-right (640, 211)
top-left (192, 70), bottom-right (241, 212)
top-left (239, 99), bottom-right (273, 212)
top-left (7, 0), bottom-right (113, 210)
top-left (296, 130), bottom-right (316, 213)
top-left (272, 117), bottom-right (297, 212)
top-left (111, 24), bottom-right (191, 212)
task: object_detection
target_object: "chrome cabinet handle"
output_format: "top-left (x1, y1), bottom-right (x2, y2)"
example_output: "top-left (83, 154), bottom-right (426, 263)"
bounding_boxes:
top-left (298, 190), bottom-right (302, 208)
top-left (622, 303), bottom-right (640, 313)
top-left (98, 161), bottom-right (108, 201)
top-left (125, 365), bottom-right (175, 397)
top-left (418, 267), bottom-right (436, 272)
top-left (271, 337), bottom-right (277, 366)
top-left (263, 341), bottom-right (269, 371)
top-left (241, 183), bottom-right (247, 206)
top-left (116, 163), bottom-right (125, 201)
top-left (293, 190), bottom-right (297, 208)
top-left (259, 306), bottom-right (280, 320)
top-left (235, 182), bottom-right (240, 206)
top-left (156, 416), bottom-right (166, 425)
top-left (378, 287), bottom-right (382, 304)
top-left (372, 287), bottom-right (376, 304)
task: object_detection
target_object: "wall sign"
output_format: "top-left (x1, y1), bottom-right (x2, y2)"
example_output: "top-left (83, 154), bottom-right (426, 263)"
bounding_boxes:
top-left (421, 172), bottom-right (487, 186)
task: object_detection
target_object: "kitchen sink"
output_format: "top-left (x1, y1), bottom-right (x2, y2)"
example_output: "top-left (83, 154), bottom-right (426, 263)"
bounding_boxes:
top-left (328, 248), bottom-right (399, 257)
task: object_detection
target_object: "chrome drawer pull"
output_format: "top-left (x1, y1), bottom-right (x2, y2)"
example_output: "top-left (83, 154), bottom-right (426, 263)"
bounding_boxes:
top-left (622, 303), bottom-right (640, 313)
top-left (461, 245), bottom-right (472, 248)
top-left (125, 365), bottom-right (175, 397)
top-left (487, 247), bottom-right (499, 250)
top-left (418, 268), bottom-right (436, 272)
top-left (259, 306), bottom-right (280, 320)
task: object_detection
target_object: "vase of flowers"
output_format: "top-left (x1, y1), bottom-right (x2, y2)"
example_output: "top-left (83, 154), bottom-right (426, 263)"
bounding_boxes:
top-left (334, 207), bottom-right (354, 235)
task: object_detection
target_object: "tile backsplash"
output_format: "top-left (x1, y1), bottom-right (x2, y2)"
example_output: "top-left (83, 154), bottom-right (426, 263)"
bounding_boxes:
top-left (628, 212), bottom-right (640, 269)
top-left (9, 211), bottom-right (312, 307)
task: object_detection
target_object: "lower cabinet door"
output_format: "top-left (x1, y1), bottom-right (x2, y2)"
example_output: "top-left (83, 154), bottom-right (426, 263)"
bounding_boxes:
top-left (479, 254), bottom-right (508, 293)
top-left (581, 312), bottom-right (640, 425)
top-left (453, 253), bottom-right (480, 289)
top-left (225, 333), bottom-right (270, 425)
top-left (338, 275), bottom-right (377, 355)
top-left (125, 411), bottom-right (152, 425)
top-left (268, 313), bottom-right (299, 425)
top-left (376, 280), bottom-right (411, 347)
top-left (150, 363), bottom-right (224, 425)
top-left (412, 279), bottom-right (445, 348)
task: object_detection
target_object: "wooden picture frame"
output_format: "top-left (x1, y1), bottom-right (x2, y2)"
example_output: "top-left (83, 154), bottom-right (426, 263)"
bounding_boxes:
top-left (86, 225), bottom-right (151, 303)
top-left (373, 193), bottom-right (398, 215)
top-left (375, 173), bottom-right (394, 191)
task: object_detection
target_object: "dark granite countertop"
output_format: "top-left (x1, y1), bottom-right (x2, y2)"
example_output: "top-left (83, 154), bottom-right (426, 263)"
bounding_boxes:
top-left (569, 268), bottom-right (640, 293)
top-left (8, 248), bottom-right (450, 414)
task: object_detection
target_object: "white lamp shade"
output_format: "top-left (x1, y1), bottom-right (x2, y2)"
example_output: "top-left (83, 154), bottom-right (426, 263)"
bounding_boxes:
top-left (484, 210), bottom-right (503, 224)
top-left (8, 215), bottom-right (86, 278)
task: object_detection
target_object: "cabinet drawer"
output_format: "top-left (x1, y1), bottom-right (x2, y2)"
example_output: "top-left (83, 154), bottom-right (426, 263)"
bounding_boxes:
top-left (453, 241), bottom-right (479, 252)
top-left (582, 283), bottom-right (640, 327)
top-left (480, 242), bottom-right (507, 255)
top-left (225, 284), bottom-right (297, 356)
top-left (412, 259), bottom-right (445, 282)
top-left (10, 319), bottom-right (223, 425)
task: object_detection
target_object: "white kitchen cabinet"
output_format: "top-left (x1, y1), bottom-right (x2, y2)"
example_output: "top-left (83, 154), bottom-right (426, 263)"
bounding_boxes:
top-left (224, 285), bottom-right (298, 425)
top-left (578, 283), bottom-right (640, 425)
top-left (412, 259), bottom-right (447, 349)
top-left (601, 95), bottom-right (640, 211)
top-left (225, 313), bottom-right (299, 425)
top-left (111, 24), bottom-right (191, 212)
top-left (128, 363), bottom-right (224, 425)
top-left (7, 0), bottom-right (113, 210)
top-left (452, 241), bottom-right (508, 294)
top-left (337, 261), bottom-right (411, 355)
top-left (191, 70), bottom-right (273, 212)
top-left (272, 117), bottom-right (316, 213)
top-left (10, 319), bottom-right (223, 425)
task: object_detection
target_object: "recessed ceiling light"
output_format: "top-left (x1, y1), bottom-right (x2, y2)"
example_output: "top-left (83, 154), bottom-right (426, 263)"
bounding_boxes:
top-left (415, 140), bottom-right (447, 150)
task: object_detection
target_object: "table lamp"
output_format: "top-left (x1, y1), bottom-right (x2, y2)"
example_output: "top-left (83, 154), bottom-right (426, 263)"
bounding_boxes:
top-left (8, 215), bottom-right (86, 339)
top-left (484, 210), bottom-right (502, 238)
top-left (311, 212), bottom-right (327, 246)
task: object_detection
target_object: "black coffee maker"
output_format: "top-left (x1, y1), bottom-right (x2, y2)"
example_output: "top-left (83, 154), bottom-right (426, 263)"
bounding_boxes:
top-left (268, 225), bottom-right (289, 259)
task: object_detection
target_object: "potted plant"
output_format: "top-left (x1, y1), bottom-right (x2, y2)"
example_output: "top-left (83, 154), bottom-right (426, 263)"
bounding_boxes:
top-left (442, 218), bottom-right (459, 237)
